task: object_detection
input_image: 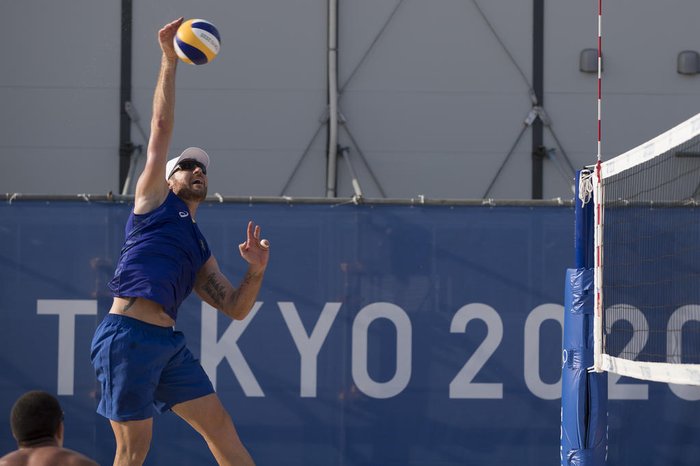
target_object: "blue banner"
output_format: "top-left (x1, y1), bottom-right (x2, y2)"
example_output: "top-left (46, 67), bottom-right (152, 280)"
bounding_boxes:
top-left (0, 201), bottom-right (697, 465)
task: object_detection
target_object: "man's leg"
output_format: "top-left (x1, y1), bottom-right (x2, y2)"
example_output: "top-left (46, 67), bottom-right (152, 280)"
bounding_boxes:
top-left (109, 418), bottom-right (153, 466)
top-left (172, 393), bottom-right (254, 466)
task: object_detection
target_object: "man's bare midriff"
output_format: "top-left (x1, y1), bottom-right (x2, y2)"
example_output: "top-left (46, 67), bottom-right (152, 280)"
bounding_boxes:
top-left (109, 297), bottom-right (176, 327)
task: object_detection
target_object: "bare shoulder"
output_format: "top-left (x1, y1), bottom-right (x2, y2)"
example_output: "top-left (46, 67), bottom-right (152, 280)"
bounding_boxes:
top-left (0, 447), bottom-right (98, 466)
top-left (133, 158), bottom-right (170, 215)
top-left (0, 449), bottom-right (25, 466)
top-left (59, 448), bottom-right (100, 466)
top-left (133, 188), bottom-right (169, 215)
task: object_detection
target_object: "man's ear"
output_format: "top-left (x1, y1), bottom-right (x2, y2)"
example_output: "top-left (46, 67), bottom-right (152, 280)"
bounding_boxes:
top-left (55, 421), bottom-right (64, 447)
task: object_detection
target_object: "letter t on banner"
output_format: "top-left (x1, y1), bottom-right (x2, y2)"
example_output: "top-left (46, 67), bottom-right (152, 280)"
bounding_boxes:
top-left (37, 300), bottom-right (98, 396)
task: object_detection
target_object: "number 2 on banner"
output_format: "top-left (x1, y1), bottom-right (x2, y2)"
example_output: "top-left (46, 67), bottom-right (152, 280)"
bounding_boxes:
top-left (449, 303), bottom-right (503, 399)
top-left (606, 304), bottom-right (700, 401)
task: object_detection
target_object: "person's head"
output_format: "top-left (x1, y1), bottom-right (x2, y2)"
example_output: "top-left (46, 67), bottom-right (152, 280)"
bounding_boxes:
top-left (10, 391), bottom-right (64, 448)
top-left (166, 147), bottom-right (210, 202)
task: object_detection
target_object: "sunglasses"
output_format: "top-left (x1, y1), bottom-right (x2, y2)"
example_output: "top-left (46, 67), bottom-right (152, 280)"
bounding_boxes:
top-left (173, 160), bottom-right (207, 175)
top-left (174, 159), bottom-right (207, 175)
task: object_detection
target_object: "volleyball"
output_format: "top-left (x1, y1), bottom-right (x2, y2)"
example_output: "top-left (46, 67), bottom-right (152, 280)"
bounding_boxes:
top-left (173, 19), bottom-right (221, 65)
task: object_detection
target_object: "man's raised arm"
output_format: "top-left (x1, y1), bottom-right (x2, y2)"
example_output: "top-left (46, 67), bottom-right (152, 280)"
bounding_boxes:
top-left (134, 17), bottom-right (183, 214)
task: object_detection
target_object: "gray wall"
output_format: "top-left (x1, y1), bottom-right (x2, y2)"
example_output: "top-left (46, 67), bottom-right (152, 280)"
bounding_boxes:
top-left (2, 1), bottom-right (699, 199)
top-left (1, 0), bottom-right (121, 195)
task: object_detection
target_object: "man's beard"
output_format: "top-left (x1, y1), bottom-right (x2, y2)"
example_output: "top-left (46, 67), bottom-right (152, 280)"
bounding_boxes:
top-left (174, 184), bottom-right (207, 202)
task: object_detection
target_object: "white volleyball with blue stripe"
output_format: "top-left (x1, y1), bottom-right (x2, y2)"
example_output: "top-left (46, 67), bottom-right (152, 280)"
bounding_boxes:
top-left (173, 19), bottom-right (221, 65)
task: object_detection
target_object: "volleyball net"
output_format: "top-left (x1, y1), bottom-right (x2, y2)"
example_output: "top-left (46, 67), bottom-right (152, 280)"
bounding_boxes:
top-left (591, 112), bottom-right (700, 385)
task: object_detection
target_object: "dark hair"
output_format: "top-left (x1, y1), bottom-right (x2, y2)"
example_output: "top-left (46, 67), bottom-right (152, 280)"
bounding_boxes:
top-left (10, 391), bottom-right (63, 445)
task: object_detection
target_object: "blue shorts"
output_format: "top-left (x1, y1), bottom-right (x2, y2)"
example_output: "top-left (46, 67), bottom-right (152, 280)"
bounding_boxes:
top-left (90, 313), bottom-right (214, 421)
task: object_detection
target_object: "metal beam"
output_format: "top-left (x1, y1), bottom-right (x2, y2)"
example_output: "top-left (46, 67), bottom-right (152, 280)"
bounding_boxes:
top-left (531, 0), bottom-right (545, 199)
top-left (326, 0), bottom-right (339, 197)
top-left (118, 0), bottom-right (133, 191)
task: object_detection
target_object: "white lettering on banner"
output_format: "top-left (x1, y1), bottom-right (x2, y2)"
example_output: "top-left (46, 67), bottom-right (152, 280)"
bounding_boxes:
top-left (352, 303), bottom-right (412, 399)
top-left (606, 304), bottom-right (649, 400)
top-left (200, 302), bottom-right (264, 396)
top-left (34, 299), bottom-right (699, 401)
top-left (667, 305), bottom-right (700, 401)
top-left (36, 300), bottom-right (97, 396)
top-left (449, 303), bottom-right (504, 399)
top-left (524, 304), bottom-right (563, 400)
top-left (279, 302), bottom-right (342, 398)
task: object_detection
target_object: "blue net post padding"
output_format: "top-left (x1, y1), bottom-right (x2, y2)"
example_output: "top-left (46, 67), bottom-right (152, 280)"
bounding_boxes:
top-left (561, 170), bottom-right (607, 466)
top-left (561, 268), bottom-right (607, 466)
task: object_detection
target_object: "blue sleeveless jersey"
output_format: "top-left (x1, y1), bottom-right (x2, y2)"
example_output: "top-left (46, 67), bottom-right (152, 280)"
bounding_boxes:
top-left (108, 191), bottom-right (212, 321)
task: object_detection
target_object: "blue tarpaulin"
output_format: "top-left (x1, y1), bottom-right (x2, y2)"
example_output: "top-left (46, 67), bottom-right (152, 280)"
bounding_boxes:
top-left (0, 200), bottom-right (697, 465)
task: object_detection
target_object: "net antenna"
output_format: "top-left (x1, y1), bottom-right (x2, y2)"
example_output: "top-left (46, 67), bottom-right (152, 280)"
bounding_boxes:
top-left (592, 113), bottom-right (700, 386)
top-left (591, 0), bottom-right (605, 374)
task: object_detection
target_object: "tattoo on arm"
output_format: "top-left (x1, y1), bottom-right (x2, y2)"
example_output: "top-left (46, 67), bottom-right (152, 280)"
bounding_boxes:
top-left (122, 297), bottom-right (137, 312)
top-left (241, 271), bottom-right (254, 287)
top-left (241, 270), bottom-right (263, 287)
top-left (203, 273), bottom-right (228, 308)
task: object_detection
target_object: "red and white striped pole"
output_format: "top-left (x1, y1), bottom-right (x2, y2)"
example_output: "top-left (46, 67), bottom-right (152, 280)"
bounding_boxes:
top-left (593, 0), bottom-right (604, 372)
top-left (597, 0), bottom-right (602, 165)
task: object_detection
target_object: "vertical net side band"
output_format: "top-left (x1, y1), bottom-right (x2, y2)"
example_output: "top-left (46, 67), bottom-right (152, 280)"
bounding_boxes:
top-left (593, 163), bottom-right (604, 373)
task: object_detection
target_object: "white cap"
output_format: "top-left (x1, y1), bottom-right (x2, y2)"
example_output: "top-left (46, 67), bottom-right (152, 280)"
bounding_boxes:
top-left (165, 147), bottom-right (211, 180)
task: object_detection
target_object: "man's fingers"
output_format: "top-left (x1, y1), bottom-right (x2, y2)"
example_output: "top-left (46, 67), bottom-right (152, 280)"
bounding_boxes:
top-left (168, 17), bottom-right (184, 30)
top-left (246, 221), bottom-right (254, 241)
top-left (242, 221), bottom-right (268, 251)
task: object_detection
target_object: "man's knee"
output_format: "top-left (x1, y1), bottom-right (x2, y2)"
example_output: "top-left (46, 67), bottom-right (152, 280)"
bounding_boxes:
top-left (111, 419), bottom-right (153, 465)
top-left (115, 446), bottom-right (150, 466)
top-left (114, 436), bottom-right (151, 465)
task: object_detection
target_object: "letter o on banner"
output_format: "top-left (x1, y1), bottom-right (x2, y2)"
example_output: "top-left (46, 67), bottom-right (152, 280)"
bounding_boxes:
top-left (352, 302), bottom-right (412, 398)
